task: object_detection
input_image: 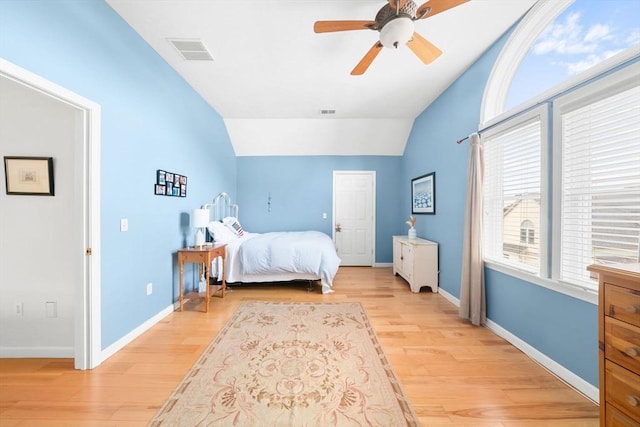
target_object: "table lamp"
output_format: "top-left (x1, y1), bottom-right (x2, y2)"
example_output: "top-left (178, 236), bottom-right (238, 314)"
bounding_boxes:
top-left (192, 208), bottom-right (209, 247)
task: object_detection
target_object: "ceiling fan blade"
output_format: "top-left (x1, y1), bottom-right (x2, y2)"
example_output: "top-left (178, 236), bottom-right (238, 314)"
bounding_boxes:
top-left (406, 32), bottom-right (442, 64)
top-left (314, 20), bottom-right (377, 33)
top-left (351, 42), bottom-right (384, 75)
top-left (415, 0), bottom-right (469, 20)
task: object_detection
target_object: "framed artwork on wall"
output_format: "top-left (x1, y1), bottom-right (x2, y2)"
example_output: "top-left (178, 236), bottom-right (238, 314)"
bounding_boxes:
top-left (155, 169), bottom-right (186, 197)
top-left (4, 156), bottom-right (55, 196)
top-left (411, 172), bottom-right (435, 214)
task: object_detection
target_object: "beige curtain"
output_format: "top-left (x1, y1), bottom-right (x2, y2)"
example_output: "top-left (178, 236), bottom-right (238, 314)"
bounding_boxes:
top-left (459, 132), bottom-right (486, 326)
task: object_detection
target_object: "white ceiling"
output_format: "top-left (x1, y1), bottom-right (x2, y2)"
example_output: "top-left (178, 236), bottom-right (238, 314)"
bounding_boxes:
top-left (106, 0), bottom-right (536, 156)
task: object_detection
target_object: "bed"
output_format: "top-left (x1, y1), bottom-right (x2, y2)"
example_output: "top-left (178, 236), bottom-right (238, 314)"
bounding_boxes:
top-left (204, 192), bottom-right (340, 294)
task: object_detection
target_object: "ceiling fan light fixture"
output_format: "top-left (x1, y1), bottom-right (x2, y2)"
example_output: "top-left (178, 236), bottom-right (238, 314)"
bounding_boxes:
top-left (379, 16), bottom-right (414, 48)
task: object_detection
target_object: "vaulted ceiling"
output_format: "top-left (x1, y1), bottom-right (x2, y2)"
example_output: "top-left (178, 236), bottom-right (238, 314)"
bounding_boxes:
top-left (106, 0), bottom-right (536, 156)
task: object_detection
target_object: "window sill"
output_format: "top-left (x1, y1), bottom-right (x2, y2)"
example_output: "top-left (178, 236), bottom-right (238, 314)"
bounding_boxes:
top-left (484, 261), bottom-right (598, 305)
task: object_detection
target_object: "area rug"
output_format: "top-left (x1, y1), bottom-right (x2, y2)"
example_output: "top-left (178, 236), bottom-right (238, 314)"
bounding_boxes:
top-left (149, 301), bottom-right (418, 426)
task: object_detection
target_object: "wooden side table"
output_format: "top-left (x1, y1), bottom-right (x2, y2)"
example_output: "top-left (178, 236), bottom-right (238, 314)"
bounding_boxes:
top-left (177, 244), bottom-right (226, 313)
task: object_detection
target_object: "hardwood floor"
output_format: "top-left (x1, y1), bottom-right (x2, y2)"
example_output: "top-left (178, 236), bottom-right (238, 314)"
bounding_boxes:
top-left (0, 267), bottom-right (599, 426)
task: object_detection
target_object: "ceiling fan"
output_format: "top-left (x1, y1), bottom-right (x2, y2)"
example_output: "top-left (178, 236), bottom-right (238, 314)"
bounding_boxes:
top-left (314, 0), bottom-right (469, 75)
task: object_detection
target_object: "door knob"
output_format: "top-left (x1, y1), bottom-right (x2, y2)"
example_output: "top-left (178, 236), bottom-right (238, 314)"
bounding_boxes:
top-left (335, 224), bottom-right (341, 232)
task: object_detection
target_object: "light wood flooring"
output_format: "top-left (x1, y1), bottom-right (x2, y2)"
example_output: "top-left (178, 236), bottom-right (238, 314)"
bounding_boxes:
top-left (0, 267), bottom-right (599, 426)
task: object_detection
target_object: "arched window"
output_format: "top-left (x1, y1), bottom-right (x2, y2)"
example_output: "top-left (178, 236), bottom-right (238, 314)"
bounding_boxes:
top-left (520, 220), bottom-right (535, 245)
top-left (480, 0), bottom-right (640, 298)
top-left (482, 0), bottom-right (640, 123)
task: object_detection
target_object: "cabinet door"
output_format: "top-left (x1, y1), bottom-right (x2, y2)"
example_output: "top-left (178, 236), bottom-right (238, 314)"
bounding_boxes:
top-left (402, 244), bottom-right (414, 281)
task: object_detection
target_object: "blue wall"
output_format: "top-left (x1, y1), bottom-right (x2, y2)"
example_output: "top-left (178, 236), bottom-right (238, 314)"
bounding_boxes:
top-left (1, 0), bottom-right (600, 388)
top-left (236, 156), bottom-right (403, 263)
top-left (401, 30), bottom-right (599, 386)
top-left (0, 0), bottom-right (236, 349)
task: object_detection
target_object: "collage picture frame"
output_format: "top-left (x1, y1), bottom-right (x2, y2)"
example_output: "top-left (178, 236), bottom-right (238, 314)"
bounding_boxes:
top-left (155, 169), bottom-right (187, 197)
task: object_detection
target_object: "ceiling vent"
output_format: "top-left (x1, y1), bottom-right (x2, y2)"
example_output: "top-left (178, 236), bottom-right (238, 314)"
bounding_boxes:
top-left (168, 39), bottom-right (214, 61)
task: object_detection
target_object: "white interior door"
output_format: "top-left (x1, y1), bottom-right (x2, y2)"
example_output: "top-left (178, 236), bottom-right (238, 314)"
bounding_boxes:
top-left (333, 171), bottom-right (375, 266)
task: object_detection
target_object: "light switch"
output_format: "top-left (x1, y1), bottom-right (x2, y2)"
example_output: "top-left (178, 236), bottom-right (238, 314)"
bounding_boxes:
top-left (120, 218), bottom-right (128, 232)
top-left (322, 212), bottom-right (327, 219)
top-left (45, 301), bottom-right (57, 318)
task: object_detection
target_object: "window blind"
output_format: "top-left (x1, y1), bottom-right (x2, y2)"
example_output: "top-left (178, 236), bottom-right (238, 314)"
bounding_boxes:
top-left (484, 117), bottom-right (542, 272)
top-left (560, 85), bottom-right (640, 288)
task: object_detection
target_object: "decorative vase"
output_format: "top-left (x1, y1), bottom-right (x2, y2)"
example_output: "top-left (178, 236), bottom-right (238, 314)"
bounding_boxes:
top-left (408, 228), bottom-right (417, 240)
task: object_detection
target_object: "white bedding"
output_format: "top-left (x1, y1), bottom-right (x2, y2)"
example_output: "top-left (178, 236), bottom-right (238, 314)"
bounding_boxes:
top-left (217, 231), bottom-right (341, 294)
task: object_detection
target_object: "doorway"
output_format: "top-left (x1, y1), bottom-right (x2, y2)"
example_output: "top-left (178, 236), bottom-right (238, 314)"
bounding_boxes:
top-left (332, 171), bottom-right (375, 266)
top-left (0, 58), bottom-right (101, 369)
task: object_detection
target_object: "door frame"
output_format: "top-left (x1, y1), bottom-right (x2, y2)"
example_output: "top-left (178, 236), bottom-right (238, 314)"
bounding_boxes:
top-left (0, 58), bottom-right (102, 369)
top-left (332, 170), bottom-right (376, 267)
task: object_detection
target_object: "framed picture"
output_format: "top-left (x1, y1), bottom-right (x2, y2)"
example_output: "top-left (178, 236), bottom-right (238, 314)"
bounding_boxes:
top-left (4, 156), bottom-right (55, 196)
top-left (411, 172), bottom-right (435, 214)
top-left (155, 169), bottom-right (187, 197)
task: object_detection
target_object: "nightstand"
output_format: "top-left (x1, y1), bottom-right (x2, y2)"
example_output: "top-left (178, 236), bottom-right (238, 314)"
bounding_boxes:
top-left (177, 244), bottom-right (226, 313)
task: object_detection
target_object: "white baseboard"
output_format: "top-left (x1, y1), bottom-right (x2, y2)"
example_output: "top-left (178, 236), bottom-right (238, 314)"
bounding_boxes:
top-left (98, 303), bottom-right (175, 364)
top-left (374, 262), bottom-right (392, 267)
top-left (484, 319), bottom-right (599, 403)
top-left (437, 287), bottom-right (459, 306)
top-left (0, 346), bottom-right (74, 358)
top-left (436, 287), bottom-right (598, 404)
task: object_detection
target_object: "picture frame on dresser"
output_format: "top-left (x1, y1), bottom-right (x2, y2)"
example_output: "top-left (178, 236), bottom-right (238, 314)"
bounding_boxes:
top-left (411, 172), bottom-right (435, 214)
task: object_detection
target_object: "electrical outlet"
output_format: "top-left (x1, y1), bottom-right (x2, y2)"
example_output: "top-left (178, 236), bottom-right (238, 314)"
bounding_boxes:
top-left (322, 212), bottom-right (327, 219)
top-left (146, 282), bottom-right (153, 295)
top-left (120, 218), bottom-right (128, 232)
top-left (15, 302), bottom-right (23, 316)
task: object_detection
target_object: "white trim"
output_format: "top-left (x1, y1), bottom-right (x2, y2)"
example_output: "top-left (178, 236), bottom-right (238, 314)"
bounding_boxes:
top-left (435, 289), bottom-right (598, 403)
top-left (0, 58), bottom-right (102, 370)
top-left (0, 346), bottom-right (74, 358)
top-left (332, 170), bottom-right (377, 267)
top-left (437, 287), bottom-right (459, 307)
top-left (374, 262), bottom-right (392, 268)
top-left (484, 319), bottom-right (599, 403)
top-left (485, 261), bottom-right (597, 305)
top-left (99, 304), bottom-right (175, 364)
top-left (481, 0), bottom-right (574, 125)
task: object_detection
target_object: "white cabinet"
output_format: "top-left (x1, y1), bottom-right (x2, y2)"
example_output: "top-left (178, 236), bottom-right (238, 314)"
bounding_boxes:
top-left (393, 236), bottom-right (438, 293)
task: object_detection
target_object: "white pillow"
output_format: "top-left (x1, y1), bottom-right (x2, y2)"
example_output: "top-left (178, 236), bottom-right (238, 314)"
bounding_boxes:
top-left (222, 216), bottom-right (245, 237)
top-left (207, 221), bottom-right (238, 244)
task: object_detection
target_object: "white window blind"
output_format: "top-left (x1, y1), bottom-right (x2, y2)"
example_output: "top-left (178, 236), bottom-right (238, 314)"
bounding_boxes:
top-left (484, 115), bottom-right (542, 273)
top-left (560, 85), bottom-right (640, 288)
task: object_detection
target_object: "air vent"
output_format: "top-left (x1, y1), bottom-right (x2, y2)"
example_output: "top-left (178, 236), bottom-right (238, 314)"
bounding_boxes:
top-left (321, 109), bottom-right (336, 115)
top-left (168, 39), bottom-right (214, 61)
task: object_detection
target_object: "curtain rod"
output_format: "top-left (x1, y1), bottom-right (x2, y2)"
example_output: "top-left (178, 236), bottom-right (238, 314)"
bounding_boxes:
top-left (456, 101), bottom-right (543, 144)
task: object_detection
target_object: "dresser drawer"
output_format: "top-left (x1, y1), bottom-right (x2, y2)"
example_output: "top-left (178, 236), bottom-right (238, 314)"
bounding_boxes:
top-left (606, 403), bottom-right (638, 427)
top-left (180, 251), bottom-right (209, 264)
top-left (605, 316), bottom-right (640, 373)
top-left (605, 283), bottom-right (640, 327)
top-left (605, 360), bottom-right (640, 421)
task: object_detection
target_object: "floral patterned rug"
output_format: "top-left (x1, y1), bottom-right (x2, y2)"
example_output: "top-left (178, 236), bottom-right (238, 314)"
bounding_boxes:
top-left (149, 301), bottom-right (418, 426)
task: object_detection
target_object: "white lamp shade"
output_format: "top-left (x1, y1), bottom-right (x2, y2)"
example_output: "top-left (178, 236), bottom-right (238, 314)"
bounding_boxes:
top-left (380, 17), bottom-right (414, 48)
top-left (192, 208), bottom-right (209, 228)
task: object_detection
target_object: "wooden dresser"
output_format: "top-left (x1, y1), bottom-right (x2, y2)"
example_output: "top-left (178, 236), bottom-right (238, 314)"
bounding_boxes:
top-left (587, 263), bottom-right (640, 426)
